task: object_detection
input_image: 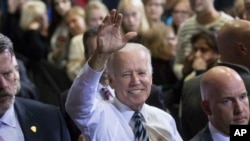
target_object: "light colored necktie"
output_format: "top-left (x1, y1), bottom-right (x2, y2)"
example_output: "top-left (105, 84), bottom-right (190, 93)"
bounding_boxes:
top-left (132, 112), bottom-right (149, 141)
top-left (101, 87), bottom-right (111, 100)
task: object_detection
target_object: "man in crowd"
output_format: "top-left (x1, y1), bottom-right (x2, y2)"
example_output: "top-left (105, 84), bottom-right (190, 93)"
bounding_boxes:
top-left (190, 66), bottom-right (249, 141)
top-left (0, 33), bottom-right (70, 141)
top-left (66, 9), bottom-right (182, 140)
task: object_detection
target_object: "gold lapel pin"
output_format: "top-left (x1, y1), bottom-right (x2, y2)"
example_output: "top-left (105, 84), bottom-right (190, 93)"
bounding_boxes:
top-left (30, 126), bottom-right (37, 133)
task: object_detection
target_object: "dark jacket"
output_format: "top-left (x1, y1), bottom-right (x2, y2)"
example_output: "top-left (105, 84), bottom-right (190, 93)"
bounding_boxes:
top-left (15, 97), bottom-right (71, 141)
top-left (189, 126), bottom-right (213, 141)
top-left (181, 62), bottom-right (250, 140)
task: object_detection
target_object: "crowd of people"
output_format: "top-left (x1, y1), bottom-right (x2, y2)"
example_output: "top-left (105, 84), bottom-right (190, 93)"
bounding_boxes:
top-left (0, 0), bottom-right (249, 141)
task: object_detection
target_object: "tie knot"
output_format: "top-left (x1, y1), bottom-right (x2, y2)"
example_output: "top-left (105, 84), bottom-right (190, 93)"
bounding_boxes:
top-left (132, 112), bottom-right (143, 121)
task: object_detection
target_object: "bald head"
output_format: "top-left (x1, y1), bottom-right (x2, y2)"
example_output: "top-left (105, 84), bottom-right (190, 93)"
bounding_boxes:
top-left (200, 66), bottom-right (246, 100)
top-left (217, 19), bottom-right (250, 68)
top-left (200, 66), bottom-right (249, 135)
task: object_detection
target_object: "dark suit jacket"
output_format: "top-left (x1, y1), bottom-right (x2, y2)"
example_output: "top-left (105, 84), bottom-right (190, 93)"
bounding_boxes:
top-left (189, 126), bottom-right (213, 141)
top-left (14, 97), bottom-right (71, 141)
top-left (181, 63), bottom-right (250, 141)
top-left (17, 59), bottom-right (39, 100)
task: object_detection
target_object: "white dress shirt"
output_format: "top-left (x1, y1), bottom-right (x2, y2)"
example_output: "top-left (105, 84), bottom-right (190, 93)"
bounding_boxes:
top-left (209, 122), bottom-right (229, 141)
top-left (66, 63), bottom-right (183, 141)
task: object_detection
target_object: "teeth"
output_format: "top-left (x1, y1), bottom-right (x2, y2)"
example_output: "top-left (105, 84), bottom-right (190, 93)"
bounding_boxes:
top-left (129, 90), bottom-right (142, 94)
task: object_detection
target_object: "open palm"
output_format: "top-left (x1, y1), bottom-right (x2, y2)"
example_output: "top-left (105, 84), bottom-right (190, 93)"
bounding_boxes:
top-left (97, 9), bottom-right (137, 53)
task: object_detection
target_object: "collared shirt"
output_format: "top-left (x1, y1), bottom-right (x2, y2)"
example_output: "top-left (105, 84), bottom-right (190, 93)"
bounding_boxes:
top-left (0, 104), bottom-right (24, 141)
top-left (209, 122), bottom-right (229, 141)
top-left (66, 63), bottom-right (183, 141)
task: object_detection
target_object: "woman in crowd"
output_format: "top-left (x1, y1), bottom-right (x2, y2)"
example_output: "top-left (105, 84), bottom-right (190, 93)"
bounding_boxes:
top-left (117, 0), bottom-right (150, 43)
top-left (65, 6), bottom-right (87, 81)
top-left (84, 0), bottom-right (109, 29)
top-left (182, 30), bottom-right (220, 82)
top-left (142, 0), bottom-right (165, 27)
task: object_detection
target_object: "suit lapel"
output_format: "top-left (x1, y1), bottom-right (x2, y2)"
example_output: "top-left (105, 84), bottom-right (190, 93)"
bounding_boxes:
top-left (201, 126), bottom-right (214, 141)
top-left (14, 98), bottom-right (40, 141)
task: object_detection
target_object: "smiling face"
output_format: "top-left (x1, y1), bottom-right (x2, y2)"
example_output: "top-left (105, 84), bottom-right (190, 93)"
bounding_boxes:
top-left (108, 44), bottom-right (152, 111)
top-left (0, 51), bottom-right (18, 117)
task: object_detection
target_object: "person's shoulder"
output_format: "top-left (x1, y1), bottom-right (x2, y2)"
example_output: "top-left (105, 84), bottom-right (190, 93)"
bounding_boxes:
top-left (189, 126), bottom-right (212, 141)
top-left (71, 33), bottom-right (83, 43)
top-left (218, 11), bottom-right (234, 20)
top-left (144, 104), bottom-right (172, 118)
top-left (180, 15), bottom-right (197, 27)
top-left (184, 74), bottom-right (203, 87)
top-left (15, 97), bottom-right (58, 111)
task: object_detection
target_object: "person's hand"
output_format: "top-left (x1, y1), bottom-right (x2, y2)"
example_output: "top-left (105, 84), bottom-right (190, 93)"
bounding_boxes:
top-left (89, 9), bottom-right (137, 71)
top-left (192, 57), bottom-right (207, 70)
top-left (28, 21), bottom-right (40, 30)
top-left (96, 9), bottom-right (137, 54)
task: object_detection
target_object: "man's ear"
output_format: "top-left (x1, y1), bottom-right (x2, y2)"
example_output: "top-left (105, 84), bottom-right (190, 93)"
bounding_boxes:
top-left (201, 100), bottom-right (212, 115)
top-left (108, 75), bottom-right (115, 89)
top-left (237, 42), bottom-right (248, 55)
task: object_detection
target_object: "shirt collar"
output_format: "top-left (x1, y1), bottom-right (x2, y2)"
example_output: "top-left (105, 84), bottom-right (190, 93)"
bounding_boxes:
top-left (0, 104), bottom-right (16, 127)
top-left (209, 122), bottom-right (229, 141)
top-left (113, 98), bottom-right (147, 124)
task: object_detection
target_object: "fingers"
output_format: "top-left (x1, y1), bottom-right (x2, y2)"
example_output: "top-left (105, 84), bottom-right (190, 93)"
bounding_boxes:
top-left (123, 32), bottom-right (137, 42)
top-left (110, 9), bottom-right (122, 27)
top-left (115, 14), bottom-right (123, 28)
top-left (110, 9), bottom-right (117, 23)
top-left (102, 13), bottom-right (109, 25)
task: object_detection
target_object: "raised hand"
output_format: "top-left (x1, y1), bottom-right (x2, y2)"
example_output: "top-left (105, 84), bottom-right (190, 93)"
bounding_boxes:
top-left (89, 9), bottom-right (137, 71)
top-left (96, 9), bottom-right (137, 53)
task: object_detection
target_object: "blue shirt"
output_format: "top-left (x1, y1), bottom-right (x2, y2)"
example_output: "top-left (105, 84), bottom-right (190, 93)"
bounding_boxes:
top-left (0, 101), bottom-right (24, 141)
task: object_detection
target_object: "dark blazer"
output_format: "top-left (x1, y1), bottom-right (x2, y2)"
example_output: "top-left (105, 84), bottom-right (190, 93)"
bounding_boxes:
top-left (180, 63), bottom-right (250, 141)
top-left (17, 59), bottom-right (39, 100)
top-left (14, 97), bottom-right (71, 141)
top-left (189, 126), bottom-right (213, 141)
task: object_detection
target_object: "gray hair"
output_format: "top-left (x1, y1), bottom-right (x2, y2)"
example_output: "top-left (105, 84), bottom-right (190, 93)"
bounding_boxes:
top-left (107, 43), bottom-right (153, 79)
